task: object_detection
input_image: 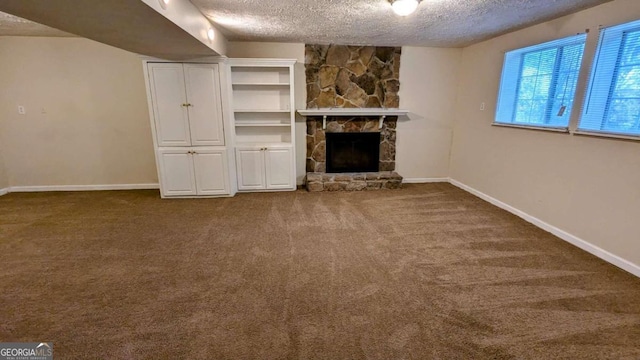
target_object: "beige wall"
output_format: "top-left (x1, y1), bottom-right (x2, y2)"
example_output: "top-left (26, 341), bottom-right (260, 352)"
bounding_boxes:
top-left (398, 46), bottom-right (461, 180)
top-left (450, 0), bottom-right (640, 265)
top-left (0, 37), bottom-right (157, 187)
top-left (227, 42), bottom-right (461, 183)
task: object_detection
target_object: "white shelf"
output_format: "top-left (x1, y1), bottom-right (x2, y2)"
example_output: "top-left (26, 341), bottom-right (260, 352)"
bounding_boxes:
top-left (230, 59), bottom-right (295, 147)
top-left (236, 141), bottom-right (293, 147)
top-left (229, 58), bottom-right (296, 67)
top-left (234, 109), bottom-right (291, 113)
top-left (235, 123), bottom-right (291, 127)
top-left (234, 123), bottom-right (292, 143)
top-left (232, 82), bottom-right (290, 86)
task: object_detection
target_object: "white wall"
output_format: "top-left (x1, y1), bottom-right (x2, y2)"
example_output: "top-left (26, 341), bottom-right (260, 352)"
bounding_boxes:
top-left (450, 0), bottom-right (640, 266)
top-left (227, 42), bottom-right (461, 183)
top-left (0, 37), bottom-right (157, 188)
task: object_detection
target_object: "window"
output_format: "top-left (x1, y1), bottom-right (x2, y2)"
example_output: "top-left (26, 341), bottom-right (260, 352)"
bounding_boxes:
top-left (495, 34), bottom-right (587, 129)
top-left (579, 19), bottom-right (640, 137)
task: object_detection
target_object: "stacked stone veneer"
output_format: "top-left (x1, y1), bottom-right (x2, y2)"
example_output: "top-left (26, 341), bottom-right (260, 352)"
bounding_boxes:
top-left (305, 116), bottom-right (402, 191)
top-left (306, 116), bottom-right (397, 173)
top-left (304, 44), bottom-right (403, 191)
top-left (305, 45), bottom-right (401, 108)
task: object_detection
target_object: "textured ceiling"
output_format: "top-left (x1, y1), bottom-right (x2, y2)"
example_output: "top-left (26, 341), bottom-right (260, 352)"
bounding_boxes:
top-left (192, 0), bottom-right (612, 47)
top-left (0, 11), bottom-right (73, 37)
top-left (0, 0), bottom-right (613, 47)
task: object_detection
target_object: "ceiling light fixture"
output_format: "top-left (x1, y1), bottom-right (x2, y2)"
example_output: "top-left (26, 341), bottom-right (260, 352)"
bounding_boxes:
top-left (207, 28), bottom-right (215, 41)
top-left (389, 0), bottom-right (421, 16)
top-left (158, 0), bottom-right (169, 10)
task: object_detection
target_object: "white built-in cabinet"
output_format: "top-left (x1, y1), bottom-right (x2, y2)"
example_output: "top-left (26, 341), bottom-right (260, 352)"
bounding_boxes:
top-left (144, 58), bottom-right (296, 198)
top-left (148, 63), bottom-right (225, 146)
top-left (145, 61), bottom-right (234, 198)
top-left (229, 59), bottom-right (297, 192)
top-left (236, 145), bottom-right (293, 190)
top-left (158, 148), bottom-right (229, 196)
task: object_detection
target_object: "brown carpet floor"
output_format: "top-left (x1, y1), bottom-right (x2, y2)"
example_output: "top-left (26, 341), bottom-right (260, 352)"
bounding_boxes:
top-left (0, 183), bottom-right (639, 359)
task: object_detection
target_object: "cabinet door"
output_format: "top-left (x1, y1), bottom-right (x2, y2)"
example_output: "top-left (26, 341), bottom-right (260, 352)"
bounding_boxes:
top-left (157, 149), bottom-right (197, 196)
top-left (184, 64), bottom-right (225, 146)
top-left (236, 148), bottom-right (266, 190)
top-left (193, 149), bottom-right (229, 196)
top-left (148, 64), bottom-right (191, 147)
top-left (265, 147), bottom-right (294, 190)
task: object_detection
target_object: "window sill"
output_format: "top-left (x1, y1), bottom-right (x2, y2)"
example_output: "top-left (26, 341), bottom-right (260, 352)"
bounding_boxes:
top-left (492, 122), bottom-right (570, 133)
top-left (573, 130), bottom-right (640, 142)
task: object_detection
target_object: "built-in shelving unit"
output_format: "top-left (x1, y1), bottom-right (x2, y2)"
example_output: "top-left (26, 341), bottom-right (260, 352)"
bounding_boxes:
top-left (229, 58), bottom-right (297, 192)
top-left (230, 60), bottom-right (294, 134)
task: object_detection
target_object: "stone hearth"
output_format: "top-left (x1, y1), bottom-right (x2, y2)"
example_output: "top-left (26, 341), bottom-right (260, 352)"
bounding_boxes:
top-left (306, 172), bottom-right (402, 192)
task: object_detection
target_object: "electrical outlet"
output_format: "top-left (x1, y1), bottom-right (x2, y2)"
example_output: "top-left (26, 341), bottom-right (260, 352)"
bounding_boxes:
top-left (480, 102), bottom-right (486, 111)
top-left (18, 105), bottom-right (26, 115)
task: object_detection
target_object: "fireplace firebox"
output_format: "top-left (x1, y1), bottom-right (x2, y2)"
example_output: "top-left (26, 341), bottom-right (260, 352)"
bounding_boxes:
top-left (326, 132), bottom-right (380, 173)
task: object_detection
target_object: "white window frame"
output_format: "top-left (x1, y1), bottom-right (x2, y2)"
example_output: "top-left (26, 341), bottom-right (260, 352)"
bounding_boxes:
top-left (494, 34), bottom-right (587, 132)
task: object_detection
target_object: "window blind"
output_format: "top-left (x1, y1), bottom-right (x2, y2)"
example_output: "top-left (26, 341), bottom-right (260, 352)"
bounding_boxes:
top-left (495, 34), bottom-right (586, 128)
top-left (579, 19), bottom-right (640, 136)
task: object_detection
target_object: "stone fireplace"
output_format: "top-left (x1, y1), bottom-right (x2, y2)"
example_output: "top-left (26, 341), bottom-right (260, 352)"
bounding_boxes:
top-left (302, 44), bottom-right (404, 191)
top-left (304, 115), bottom-right (402, 191)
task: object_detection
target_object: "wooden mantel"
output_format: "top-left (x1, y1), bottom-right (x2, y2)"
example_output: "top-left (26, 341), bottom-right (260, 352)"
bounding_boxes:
top-left (297, 108), bottom-right (409, 129)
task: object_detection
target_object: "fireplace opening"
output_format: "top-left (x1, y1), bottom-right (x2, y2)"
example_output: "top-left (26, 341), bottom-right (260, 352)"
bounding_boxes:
top-left (326, 132), bottom-right (380, 173)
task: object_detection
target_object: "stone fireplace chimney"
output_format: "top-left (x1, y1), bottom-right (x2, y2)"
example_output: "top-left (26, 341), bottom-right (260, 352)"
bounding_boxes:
top-left (303, 44), bottom-right (404, 191)
top-left (305, 45), bottom-right (401, 108)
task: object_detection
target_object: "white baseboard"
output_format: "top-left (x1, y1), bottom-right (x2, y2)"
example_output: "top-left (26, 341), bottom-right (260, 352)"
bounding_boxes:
top-left (403, 177), bottom-right (449, 184)
top-left (8, 183), bottom-right (159, 193)
top-left (449, 178), bottom-right (640, 278)
top-left (0, 187), bottom-right (8, 196)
